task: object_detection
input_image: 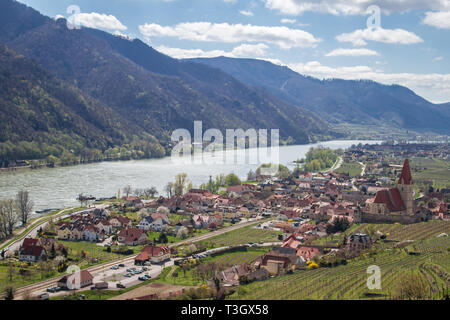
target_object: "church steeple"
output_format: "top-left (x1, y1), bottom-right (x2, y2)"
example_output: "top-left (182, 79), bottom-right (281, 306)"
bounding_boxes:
top-left (398, 159), bottom-right (414, 215)
top-left (398, 159), bottom-right (413, 185)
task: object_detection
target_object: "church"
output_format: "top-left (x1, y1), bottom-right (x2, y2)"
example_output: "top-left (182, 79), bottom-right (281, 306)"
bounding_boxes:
top-left (358, 159), bottom-right (427, 224)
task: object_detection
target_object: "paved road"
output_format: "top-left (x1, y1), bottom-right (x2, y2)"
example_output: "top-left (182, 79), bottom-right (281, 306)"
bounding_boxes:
top-left (7, 217), bottom-right (265, 300)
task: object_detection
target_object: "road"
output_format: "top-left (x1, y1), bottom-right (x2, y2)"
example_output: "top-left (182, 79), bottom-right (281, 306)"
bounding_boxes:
top-left (1, 205), bottom-right (108, 255)
top-left (6, 217), bottom-right (265, 300)
top-left (323, 156), bottom-right (343, 174)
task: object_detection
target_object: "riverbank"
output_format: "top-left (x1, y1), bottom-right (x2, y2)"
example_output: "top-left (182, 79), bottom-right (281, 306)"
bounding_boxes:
top-left (0, 140), bottom-right (381, 213)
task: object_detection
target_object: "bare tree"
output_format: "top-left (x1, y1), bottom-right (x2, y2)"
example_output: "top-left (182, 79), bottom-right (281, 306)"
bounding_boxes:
top-left (16, 190), bottom-right (34, 226)
top-left (123, 185), bottom-right (132, 198)
top-left (144, 187), bottom-right (158, 198)
top-left (164, 182), bottom-right (174, 198)
top-left (0, 200), bottom-right (19, 237)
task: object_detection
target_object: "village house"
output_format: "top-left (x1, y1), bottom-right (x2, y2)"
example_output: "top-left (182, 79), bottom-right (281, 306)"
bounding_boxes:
top-left (110, 215), bottom-right (132, 229)
top-left (19, 238), bottom-right (47, 262)
top-left (57, 270), bottom-right (94, 290)
top-left (347, 233), bottom-right (372, 253)
top-left (118, 227), bottom-right (148, 246)
top-left (135, 244), bottom-right (171, 265)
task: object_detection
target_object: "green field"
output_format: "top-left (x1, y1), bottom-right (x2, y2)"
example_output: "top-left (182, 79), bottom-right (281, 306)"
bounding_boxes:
top-left (157, 247), bottom-right (270, 287)
top-left (409, 157), bottom-right (450, 189)
top-left (198, 225), bottom-right (282, 249)
top-left (230, 235), bottom-right (450, 300)
top-left (335, 161), bottom-right (363, 177)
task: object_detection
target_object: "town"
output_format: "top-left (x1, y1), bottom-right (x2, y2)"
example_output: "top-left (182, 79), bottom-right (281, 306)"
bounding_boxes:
top-left (0, 142), bottom-right (449, 300)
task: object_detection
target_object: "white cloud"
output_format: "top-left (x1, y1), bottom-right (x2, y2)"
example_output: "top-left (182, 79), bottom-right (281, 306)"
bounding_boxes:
top-left (423, 11), bottom-right (450, 29)
top-left (223, 0), bottom-right (237, 3)
top-left (139, 22), bottom-right (320, 49)
top-left (72, 12), bottom-right (127, 30)
top-left (288, 61), bottom-right (450, 103)
top-left (239, 10), bottom-right (254, 17)
top-left (326, 48), bottom-right (380, 57)
top-left (281, 18), bottom-right (296, 24)
top-left (264, 0), bottom-right (450, 15)
top-left (336, 27), bottom-right (423, 46)
top-left (434, 56), bottom-right (444, 61)
top-left (232, 43), bottom-right (269, 56)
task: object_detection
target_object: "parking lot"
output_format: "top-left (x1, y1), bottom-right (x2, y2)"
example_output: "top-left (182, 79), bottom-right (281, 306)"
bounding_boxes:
top-left (36, 258), bottom-right (174, 299)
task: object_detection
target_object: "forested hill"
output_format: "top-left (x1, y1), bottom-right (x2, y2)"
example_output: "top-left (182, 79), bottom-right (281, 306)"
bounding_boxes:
top-left (0, 44), bottom-right (164, 167)
top-left (0, 0), bottom-right (337, 167)
top-left (189, 57), bottom-right (450, 135)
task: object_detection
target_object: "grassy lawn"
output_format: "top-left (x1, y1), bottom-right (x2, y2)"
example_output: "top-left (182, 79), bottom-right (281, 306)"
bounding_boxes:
top-left (335, 161), bottom-right (363, 177)
top-left (156, 247), bottom-right (270, 287)
top-left (198, 225), bottom-right (282, 249)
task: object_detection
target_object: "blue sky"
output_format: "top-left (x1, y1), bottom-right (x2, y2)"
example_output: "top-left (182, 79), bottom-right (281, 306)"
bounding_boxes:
top-left (17, 0), bottom-right (450, 103)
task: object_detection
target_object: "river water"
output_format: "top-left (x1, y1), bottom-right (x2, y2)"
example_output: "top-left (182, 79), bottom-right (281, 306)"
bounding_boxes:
top-left (0, 140), bottom-right (378, 213)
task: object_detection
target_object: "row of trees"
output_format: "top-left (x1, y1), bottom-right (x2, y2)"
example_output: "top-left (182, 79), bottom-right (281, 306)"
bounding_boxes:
top-left (121, 185), bottom-right (159, 199)
top-left (0, 190), bottom-right (34, 241)
top-left (0, 139), bottom-right (166, 169)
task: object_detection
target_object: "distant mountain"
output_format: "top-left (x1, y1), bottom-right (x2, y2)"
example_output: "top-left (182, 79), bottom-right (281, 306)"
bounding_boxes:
top-left (189, 57), bottom-right (450, 134)
top-left (0, 43), bottom-right (163, 164)
top-left (0, 0), bottom-right (335, 154)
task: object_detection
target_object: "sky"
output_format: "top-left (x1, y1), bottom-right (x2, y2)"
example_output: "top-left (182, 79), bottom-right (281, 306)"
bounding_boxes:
top-left (17, 0), bottom-right (450, 103)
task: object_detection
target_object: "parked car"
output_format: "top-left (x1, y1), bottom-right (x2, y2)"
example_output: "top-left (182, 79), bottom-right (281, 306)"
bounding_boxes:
top-left (124, 273), bottom-right (132, 277)
top-left (138, 276), bottom-right (147, 281)
top-left (116, 283), bottom-right (126, 289)
top-left (111, 265), bottom-right (119, 270)
top-left (119, 264), bottom-right (125, 268)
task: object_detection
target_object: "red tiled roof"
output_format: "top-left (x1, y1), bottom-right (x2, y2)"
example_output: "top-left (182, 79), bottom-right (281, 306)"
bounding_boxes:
top-left (22, 245), bottom-right (45, 258)
top-left (142, 245), bottom-right (170, 257)
top-left (22, 238), bottom-right (39, 248)
top-left (373, 188), bottom-right (406, 212)
top-left (398, 159), bottom-right (413, 185)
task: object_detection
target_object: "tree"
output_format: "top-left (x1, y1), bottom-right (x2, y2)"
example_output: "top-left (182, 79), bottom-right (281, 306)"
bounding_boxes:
top-left (225, 173), bottom-right (241, 187)
top-left (4, 287), bottom-right (14, 300)
top-left (164, 182), bottom-right (174, 198)
top-left (123, 185), bottom-right (132, 198)
top-left (177, 226), bottom-right (189, 239)
top-left (144, 187), bottom-right (158, 198)
top-left (173, 173), bottom-right (190, 196)
top-left (7, 260), bottom-right (15, 282)
top-left (0, 200), bottom-right (19, 237)
top-left (172, 272), bottom-right (178, 284)
top-left (247, 170), bottom-right (256, 182)
top-left (16, 190), bottom-right (34, 226)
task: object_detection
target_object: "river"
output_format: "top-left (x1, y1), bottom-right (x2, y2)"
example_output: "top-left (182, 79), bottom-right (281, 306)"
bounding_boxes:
top-left (0, 140), bottom-right (379, 213)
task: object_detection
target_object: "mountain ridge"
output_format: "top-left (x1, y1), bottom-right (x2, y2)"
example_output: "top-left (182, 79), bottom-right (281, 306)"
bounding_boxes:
top-left (188, 56), bottom-right (450, 134)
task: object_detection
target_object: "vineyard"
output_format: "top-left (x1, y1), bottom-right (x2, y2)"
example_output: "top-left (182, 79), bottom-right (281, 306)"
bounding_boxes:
top-left (231, 230), bottom-right (450, 300)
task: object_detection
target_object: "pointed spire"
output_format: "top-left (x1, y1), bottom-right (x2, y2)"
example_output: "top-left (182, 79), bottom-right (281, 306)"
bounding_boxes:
top-left (398, 159), bottom-right (413, 185)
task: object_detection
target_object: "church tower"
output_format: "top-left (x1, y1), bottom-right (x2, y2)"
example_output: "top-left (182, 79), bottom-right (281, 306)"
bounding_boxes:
top-left (398, 159), bottom-right (414, 215)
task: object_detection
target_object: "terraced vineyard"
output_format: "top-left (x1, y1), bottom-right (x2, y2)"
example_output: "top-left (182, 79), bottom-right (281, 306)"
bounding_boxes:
top-left (231, 231), bottom-right (449, 300)
top-left (346, 221), bottom-right (450, 241)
